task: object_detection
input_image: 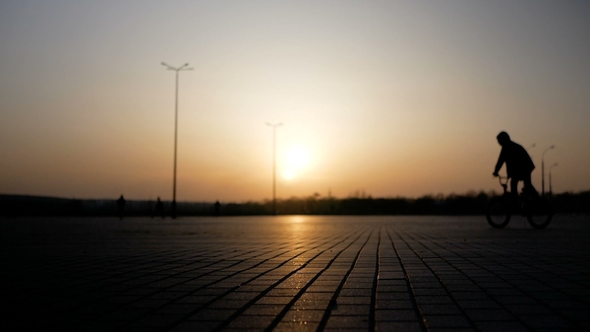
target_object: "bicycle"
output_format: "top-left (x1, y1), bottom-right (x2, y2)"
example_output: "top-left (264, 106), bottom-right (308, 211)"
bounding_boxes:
top-left (486, 175), bottom-right (553, 229)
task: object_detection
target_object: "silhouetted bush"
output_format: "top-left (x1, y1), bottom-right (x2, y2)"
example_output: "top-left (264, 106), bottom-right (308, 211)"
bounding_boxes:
top-left (552, 191), bottom-right (590, 214)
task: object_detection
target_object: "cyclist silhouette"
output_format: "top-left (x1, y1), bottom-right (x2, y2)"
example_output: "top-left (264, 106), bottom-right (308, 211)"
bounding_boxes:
top-left (493, 132), bottom-right (538, 200)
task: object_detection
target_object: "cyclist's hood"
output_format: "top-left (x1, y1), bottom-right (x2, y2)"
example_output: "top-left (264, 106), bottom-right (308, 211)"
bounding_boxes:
top-left (497, 131), bottom-right (511, 146)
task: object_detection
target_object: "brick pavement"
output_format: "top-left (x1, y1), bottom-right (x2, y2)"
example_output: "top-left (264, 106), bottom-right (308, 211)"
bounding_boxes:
top-left (1, 215), bottom-right (589, 331)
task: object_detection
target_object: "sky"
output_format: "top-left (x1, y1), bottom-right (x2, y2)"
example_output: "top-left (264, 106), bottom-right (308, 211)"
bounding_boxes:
top-left (1, 0), bottom-right (589, 202)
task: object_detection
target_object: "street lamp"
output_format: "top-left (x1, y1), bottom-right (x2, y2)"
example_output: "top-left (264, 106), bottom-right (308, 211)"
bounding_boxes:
top-left (162, 62), bottom-right (192, 218)
top-left (541, 145), bottom-right (554, 196)
top-left (549, 163), bottom-right (558, 196)
top-left (266, 122), bottom-right (282, 215)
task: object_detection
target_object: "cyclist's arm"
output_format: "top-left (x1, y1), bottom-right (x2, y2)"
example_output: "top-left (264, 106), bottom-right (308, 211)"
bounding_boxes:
top-left (493, 149), bottom-right (506, 176)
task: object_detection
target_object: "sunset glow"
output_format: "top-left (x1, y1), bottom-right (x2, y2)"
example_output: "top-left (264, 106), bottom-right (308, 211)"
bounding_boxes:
top-left (1, 1), bottom-right (589, 201)
top-left (281, 145), bottom-right (311, 181)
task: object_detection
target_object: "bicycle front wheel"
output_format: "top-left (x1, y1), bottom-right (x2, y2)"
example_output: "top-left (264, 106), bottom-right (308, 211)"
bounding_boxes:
top-left (527, 196), bottom-right (553, 229)
top-left (487, 196), bottom-right (511, 229)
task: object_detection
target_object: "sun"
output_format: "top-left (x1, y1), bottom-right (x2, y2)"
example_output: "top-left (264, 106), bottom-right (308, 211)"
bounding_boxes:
top-left (286, 145), bottom-right (310, 169)
top-left (282, 145), bottom-right (310, 180)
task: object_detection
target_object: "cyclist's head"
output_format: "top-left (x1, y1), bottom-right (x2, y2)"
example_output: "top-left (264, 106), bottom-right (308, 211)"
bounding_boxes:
top-left (496, 131), bottom-right (511, 146)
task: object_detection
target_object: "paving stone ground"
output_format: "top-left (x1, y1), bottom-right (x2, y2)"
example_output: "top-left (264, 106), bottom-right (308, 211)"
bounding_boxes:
top-left (1, 215), bottom-right (589, 331)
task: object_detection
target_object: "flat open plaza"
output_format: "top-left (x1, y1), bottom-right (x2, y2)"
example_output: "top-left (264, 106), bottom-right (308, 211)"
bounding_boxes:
top-left (1, 216), bottom-right (589, 331)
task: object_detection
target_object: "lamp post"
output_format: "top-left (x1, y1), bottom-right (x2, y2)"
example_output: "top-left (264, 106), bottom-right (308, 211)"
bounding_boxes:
top-left (549, 163), bottom-right (558, 196)
top-left (266, 122), bottom-right (282, 215)
top-left (162, 62), bottom-right (192, 218)
top-left (541, 145), bottom-right (554, 196)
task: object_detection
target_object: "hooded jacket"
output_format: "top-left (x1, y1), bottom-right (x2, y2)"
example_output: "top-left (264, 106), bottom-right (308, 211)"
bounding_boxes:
top-left (494, 140), bottom-right (535, 178)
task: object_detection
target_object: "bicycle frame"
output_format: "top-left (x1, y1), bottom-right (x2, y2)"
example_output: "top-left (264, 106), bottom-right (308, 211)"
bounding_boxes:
top-left (497, 176), bottom-right (509, 196)
top-left (487, 174), bottom-right (552, 229)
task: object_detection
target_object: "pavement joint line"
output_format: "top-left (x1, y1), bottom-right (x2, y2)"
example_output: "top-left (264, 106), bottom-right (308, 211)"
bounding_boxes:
top-left (386, 229), bottom-right (428, 332)
top-left (45, 249), bottom-right (247, 299)
top-left (119, 240), bottom-right (328, 331)
top-left (414, 232), bottom-right (589, 330)
top-left (67, 248), bottom-right (274, 328)
top-left (113, 258), bottom-right (280, 329)
top-left (3, 216), bottom-right (590, 331)
top-left (314, 229), bottom-right (375, 332)
top-left (168, 229), bottom-right (363, 331)
top-left (408, 236), bottom-right (544, 330)
top-left (24, 254), bottom-right (224, 310)
top-left (396, 230), bottom-right (481, 331)
top-left (214, 230), bottom-right (370, 332)
top-left (438, 231), bottom-right (583, 329)
top-left (265, 229), bottom-right (374, 332)
top-left (368, 225), bottom-right (381, 332)
top-left (70, 243), bottom-right (310, 330)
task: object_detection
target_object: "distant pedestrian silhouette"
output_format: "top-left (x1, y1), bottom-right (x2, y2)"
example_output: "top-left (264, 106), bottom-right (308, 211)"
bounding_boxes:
top-left (493, 132), bottom-right (538, 201)
top-left (116, 195), bottom-right (126, 219)
top-left (214, 200), bottom-right (221, 217)
top-left (154, 197), bottom-right (165, 219)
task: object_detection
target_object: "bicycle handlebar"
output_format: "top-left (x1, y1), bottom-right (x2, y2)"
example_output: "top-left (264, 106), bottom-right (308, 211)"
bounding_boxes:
top-left (494, 174), bottom-right (509, 188)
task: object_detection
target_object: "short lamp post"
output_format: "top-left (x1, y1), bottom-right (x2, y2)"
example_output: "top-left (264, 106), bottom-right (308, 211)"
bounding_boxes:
top-left (541, 145), bottom-right (554, 196)
top-left (549, 163), bottom-right (558, 196)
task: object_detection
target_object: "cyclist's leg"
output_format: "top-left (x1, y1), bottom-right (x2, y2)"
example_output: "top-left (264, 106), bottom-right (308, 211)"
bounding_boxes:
top-left (523, 172), bottom-right (539, 197)
top-left (510, 177), bottom-right (520, 211)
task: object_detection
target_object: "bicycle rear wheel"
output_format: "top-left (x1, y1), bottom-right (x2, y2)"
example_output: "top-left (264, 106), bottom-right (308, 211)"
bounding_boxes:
top-left (526, 196), bottom-right (553, 229)
top-left (487, 196), bottom-right (511, 228)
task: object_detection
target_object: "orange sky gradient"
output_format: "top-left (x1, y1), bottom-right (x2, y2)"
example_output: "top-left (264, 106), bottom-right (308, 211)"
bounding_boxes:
top-left (1, 1), bottom-right (589, 202)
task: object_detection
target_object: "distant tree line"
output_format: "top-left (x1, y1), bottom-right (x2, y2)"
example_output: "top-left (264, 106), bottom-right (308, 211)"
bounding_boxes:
top-left (2, 191), bottom-right (590, 217)
top-left (249, 191), bottom-right (590, 216)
